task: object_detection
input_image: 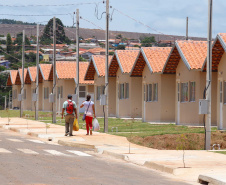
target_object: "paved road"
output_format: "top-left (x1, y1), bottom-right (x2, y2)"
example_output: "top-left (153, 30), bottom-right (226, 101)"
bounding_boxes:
top-left (0, 129), bottom-right (191, 185)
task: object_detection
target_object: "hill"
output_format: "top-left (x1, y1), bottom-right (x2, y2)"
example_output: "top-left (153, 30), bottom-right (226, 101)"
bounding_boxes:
top-left (0, 23), bottom-right (206, 42)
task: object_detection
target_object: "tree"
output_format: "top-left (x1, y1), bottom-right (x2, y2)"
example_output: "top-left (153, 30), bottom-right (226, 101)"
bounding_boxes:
top-left (14, 32), bottom-right (30, 51)
top-left (116, 34), bottom-right (122, 39)
top-left (6, 33), bottom-right (13, 53)
top-left (40, 18), bottom-right (71, 45)
top-left (117, 45), bottom-right (125, 50)
top-left (140, 36), bottom-right (156, 47)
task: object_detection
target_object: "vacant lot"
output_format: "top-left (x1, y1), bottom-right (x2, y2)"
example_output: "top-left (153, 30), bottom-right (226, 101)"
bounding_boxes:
top-left (1, 110), bottom-right (224, 150)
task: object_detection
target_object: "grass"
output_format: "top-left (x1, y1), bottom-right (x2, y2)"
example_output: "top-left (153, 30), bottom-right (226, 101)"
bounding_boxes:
top-left (0, 110), bottom-right (216, 137)
top-left (214, 151), bottom-right (226, 155)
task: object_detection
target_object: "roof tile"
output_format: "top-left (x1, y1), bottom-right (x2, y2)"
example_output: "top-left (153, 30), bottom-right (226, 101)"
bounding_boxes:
top-left (142, 47), bottom-right (172, 73)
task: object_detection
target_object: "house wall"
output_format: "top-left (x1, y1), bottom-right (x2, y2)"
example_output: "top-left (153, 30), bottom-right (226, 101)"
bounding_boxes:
top-left (12, 85), bottom-right (20, 108)
top-left (42, 81), bottom-right (52, 112)
top-left (142, 65), bottom-right (175, 122)
top-left (109, 77), bottom-right (116, 117)
top-left (94, 74), bottom-right (105, 117)
top-left (176, 59), bottom-right (217, 126)
top-left (93, 75), bottom-right (116, 117)
top-left (116, 70), bottom-right (131, 118)
top-left (38, 83), bottom-right (43, 111)
top-left (57, 79), bottom-right (75, 112)
top-left (116, 70), bottom-right (142, 118)
top-left (161, 74), bottom-right (176, 122)
top-left (23, 84), bottom-right (32, 111)
top-left (217, 52), bottom-right (226, 129)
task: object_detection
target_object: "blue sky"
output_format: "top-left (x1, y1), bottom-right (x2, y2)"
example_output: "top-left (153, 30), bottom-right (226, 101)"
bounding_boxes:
top-left (0, 0), bottom-right (225, 38)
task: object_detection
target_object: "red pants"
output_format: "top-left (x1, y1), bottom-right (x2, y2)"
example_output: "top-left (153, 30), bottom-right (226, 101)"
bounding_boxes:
top-left (85, 116), bottom-right (93, 133)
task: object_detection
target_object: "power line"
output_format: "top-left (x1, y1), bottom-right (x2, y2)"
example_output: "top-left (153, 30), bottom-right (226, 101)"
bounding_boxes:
top-left (0, 2), bottom-right (101, 7)
top-left (112, 8), bottom-right (187, 40)
top-left (0, 13), bottom-right (69, 17)
top-left (80, 16), bottom-right (104, 30)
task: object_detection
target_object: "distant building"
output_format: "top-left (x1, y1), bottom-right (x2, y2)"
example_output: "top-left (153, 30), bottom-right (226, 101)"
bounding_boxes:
top-left (0, 60), bottom-right (10, 68)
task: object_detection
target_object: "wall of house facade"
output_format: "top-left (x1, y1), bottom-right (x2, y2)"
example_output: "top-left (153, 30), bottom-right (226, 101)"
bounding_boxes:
top-left (42, 81), bottom-right (53, 112)
top-left (176, 59), bottom-right (217, 126)
top-left (217, 52), bottom-right (226, 129)
top-left (12, 85), bottom-right (21, 109)
top-left (24, 84), bottom-right (32, 111)
top-left (142, 65), bottom-right (175, 122)
top-left (116, 70), bottom-right (131, 118)
top-left (116, 70), bottom-right (142, 118)
top-left (94, 74), bottom-right (105, 117)
top-left (109, 77), bottom-right (116, 117)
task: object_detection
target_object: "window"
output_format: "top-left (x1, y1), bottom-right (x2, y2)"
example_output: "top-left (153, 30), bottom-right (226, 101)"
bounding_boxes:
top-left (224, 82), bottom-right (226, 104)
top-left (96, 86), bottom-right (104, 100)
top-left (181, 83), bottom-right (188, 102)
top-left (189, 82), bottom-right (195, 102)
top-left (44, 87), bottom-right (49, 99)
top-left (13, 89), bottom-right (17, 99)
top-left (79, 86), bottom-right (86, 98)
top-left (146, 84), bottom-right (152, 102)
top-left (220, 81), bottom-right (223, 103)
top-left (119, 84), bottom-right (124, 99)
top-left (125, 83), bottom-right (129, 99)
top-left (153, 83), bottom-right (158, 102)
top-left (57, 86), bottom-right (63, 99)
top-left (23, 89), bottom-right (26, 100)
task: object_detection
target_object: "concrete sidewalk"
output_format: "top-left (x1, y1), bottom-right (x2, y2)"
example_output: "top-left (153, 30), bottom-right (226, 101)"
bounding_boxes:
top-left (0, 117), bottom-right (226, 185)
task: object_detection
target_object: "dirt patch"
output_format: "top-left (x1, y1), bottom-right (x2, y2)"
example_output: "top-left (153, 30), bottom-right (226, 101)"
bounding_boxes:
top-left (128, 132), bottom-right (226, 150)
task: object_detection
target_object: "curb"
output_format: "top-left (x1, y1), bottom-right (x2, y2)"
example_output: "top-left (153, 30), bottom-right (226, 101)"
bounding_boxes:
top-left (198, 174), bottom-right (226, 185)
top-left (144, 161), bottom-right (175, 174)
top-left (58, 140), bottom-right (95, 149)
top-left (102, 150), bottom-right (127, 160)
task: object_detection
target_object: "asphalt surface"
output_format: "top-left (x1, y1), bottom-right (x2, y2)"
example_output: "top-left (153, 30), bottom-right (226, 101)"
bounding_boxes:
top-left (0, 129), bottom-right (191, 185)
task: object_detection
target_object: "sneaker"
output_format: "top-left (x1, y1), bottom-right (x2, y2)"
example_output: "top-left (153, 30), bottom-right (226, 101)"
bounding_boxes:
top-left (65, 133), bottom-right (69, 136)
top-left (90, 130), bottom-right (92, 135)
top-left (69, 134), bottom-right (73, 136)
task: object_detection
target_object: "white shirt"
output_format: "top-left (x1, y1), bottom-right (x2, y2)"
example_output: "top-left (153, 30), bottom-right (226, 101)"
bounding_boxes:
top-left (82, 101), bottom-right (94, 117)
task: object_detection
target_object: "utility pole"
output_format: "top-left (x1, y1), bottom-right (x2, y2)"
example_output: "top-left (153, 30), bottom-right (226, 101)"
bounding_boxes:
top-left (35, 24), bottom-right (39, 120)
top-left (20, 30), bottom-right (25, 118)
top-left (205, 0), bottom-right (213, 150)
top-left (104, 0), bottom-right (109, 133)
top-left (76, 9), bottom-right (80, 123)
top-left (4, 95), bottom-right (6, 110)
top-left (186, 17), bottom-right (188, 40)
top-left (9, 90), bottom-right (11, 109)
top-left (52, 17), bottom-right (57, 123)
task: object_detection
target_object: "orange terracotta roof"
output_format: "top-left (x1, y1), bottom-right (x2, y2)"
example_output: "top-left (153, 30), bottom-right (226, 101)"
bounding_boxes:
top-left (131, 47), bottom-right (172, 76)
top-left (142, 47), bottom-right (172, 73)
top-left (176, 40), bottom-right (207, 70)
top-left (6, 70), bottom-right (18, 86)
top-left (163, 40), bottom-right (207, 74)
top-left (15, 68), bottom-right (28, 85)
top-left (39, 64), bottom-right (52, 81)
top-left (206, 33), bottom-right (226, 72)
top-left (115, 50), bottom-right (140, 73)
top-left (49, 61), bottom-right (93, 84)
top-left (28, 66), bottom-right (37, 82)
top-left (25, 50), bottom-right (42, 54)
top-left (85, 55), bottom-right (113, 80)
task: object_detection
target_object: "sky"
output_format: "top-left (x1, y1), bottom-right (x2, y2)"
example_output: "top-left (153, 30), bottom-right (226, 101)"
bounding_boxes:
top-left (0, 0), bottom-right (225, 38)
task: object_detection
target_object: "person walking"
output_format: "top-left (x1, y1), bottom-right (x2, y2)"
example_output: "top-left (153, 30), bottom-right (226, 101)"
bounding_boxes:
top-left (80, 94), bottom-right (96, 135)
top-left (61, 94), bottom-right (77, 136)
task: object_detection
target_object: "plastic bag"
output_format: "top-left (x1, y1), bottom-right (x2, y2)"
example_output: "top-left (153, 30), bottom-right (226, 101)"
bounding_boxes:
top-left (93, 118), bottom-right (100, 131)
top-left (73, 119), bottom-right (79, 131)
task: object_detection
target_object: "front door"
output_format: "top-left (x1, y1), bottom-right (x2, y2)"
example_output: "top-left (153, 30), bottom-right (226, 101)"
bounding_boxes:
top-left (219, 81), bottom-right (223, 129)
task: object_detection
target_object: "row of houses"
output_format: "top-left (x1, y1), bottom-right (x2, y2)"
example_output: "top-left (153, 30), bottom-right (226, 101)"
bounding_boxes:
top-left (7, 33), bottom-right (226, 130)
